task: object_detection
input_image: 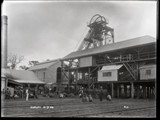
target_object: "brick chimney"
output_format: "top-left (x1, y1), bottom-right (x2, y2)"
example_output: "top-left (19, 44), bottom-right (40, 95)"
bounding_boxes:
top-left (1, 15), bottom-right (8, 68)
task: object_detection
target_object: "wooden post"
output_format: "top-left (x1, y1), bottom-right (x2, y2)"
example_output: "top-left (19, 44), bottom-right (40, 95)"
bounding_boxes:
top-left (111, 83), bottom-right (114, 98)
top-left (60, 60), bottom-right (64, 92)
top-left (149, 86), bottom-right (151, 98)
top-left (88, 67), bottom-right (90, 88)
top-left (120, 54), bottom-right (122, 62)
top-left (146, 86), bottom-right (147, 98)
top-left (60, 60), bottom-right (63, 84)
top-left (6, 78), bottom-right (8, 90)
top-left (131, 82), bottom-right (134, 98)
top-left (68, 60), bottom-right (72, 93)
top-left (117, 84), bottom-right (119, 98)
top-left (136, 62), bottom-right (139, 80)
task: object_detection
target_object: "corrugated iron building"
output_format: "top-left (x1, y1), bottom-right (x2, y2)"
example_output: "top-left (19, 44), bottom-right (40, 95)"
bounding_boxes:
top-left (28, 59), bottom-right (61, 84)
top-left (60, 35), bottom-right (156, 99)
top-left (2, 68), bottom-right (45, 87)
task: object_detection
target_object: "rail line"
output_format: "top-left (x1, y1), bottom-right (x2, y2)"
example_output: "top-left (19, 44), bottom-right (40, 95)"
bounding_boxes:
top-left (3, 101), bottom-right (155, 117)
top-left (75, 106), bottom-right (155, 117)
top-left (2, 98), bottom-right (154, 108)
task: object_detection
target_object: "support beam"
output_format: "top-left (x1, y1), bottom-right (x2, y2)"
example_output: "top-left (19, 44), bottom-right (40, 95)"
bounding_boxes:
top-left (111, 83), bottom-right (114, 98)
top-left (136, 62), bottom-right (139, 80)
top-left (88, 67), bottom-right (90, 88)
top-left (131, 82), bottom-right (134, 98)
top-left (117, 85), bottom-right (119, 98)
top-left (60, 60), bottom-right (64, 84)
top-left (68, 60), bottom-right (72, 93)
top-left (76, 69), bottom-right (78, 82)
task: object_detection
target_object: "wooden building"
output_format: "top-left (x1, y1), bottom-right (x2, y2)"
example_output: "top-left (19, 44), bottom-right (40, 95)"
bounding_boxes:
top-left (28, 59), bottom-right (61, 84)
top-left (1, 68), bottom-right (45, 88)
top-left (60, 35), bottom-right (156, 99)
top-left (139, 64), bottom-right (156, 80)
top-left (98, 65), bottom-right (126, 82)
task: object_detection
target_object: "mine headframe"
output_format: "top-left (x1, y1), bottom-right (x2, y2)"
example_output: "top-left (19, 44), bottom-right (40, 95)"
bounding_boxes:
top-left (78, 14), bottom-right (114, 51)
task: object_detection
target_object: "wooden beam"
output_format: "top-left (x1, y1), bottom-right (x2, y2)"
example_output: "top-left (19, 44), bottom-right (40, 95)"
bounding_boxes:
top-left (111, 83), bottom-right (114, 98)
top-left (131, 82), bottom-right (134, 98)
top-left (117, 85), bottom-right (119, 98)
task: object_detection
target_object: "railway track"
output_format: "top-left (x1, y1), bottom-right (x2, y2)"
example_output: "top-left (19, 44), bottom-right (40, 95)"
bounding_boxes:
top-left (4, 105), bottom-right (155, 117)
top-left (76, 106), bottom-right (156, 117)
top-left (2, 99), bottom-right (156, 117)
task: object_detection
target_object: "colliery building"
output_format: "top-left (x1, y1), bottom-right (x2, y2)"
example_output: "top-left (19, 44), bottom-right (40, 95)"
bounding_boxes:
top-left (59, 14), bottom-right (156, 99)
top-left (60, 35), bottom-right (156, 99)
top-left (28, 59), bottom-right (61, 84)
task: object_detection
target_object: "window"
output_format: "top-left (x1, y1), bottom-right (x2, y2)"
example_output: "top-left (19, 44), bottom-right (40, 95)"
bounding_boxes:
top-left (146, 69), bottom-right (151, 75)
top-left (103, 72), bottom-right (112, 77)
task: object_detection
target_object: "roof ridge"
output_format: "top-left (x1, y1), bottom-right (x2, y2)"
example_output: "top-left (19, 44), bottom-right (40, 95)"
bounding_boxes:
top-left (74, 35), bottom-right (155, 53)
top-left (36, 58), bottom-right (61, 65)
top-left (63, 35), bottom-right (156, 60)
top-left (117, 35), bottom-right (155, 43)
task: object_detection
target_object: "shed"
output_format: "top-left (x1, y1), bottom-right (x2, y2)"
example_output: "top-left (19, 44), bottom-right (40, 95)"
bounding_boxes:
top-left (1, 68), bottom-right (45, 87)
top-left (139, 64), bottom-right (156, 80)
top-left (98, 65), bottom-right (123, 82)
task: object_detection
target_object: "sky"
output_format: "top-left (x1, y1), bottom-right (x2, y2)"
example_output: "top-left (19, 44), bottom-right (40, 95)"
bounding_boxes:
top-left (2, 0), bottom-right (157, 68)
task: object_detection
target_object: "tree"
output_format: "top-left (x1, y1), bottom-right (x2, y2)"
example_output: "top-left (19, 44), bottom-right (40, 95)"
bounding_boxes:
top-left (19, 65), bottom-right (29, 70)
top-left (29, 61), bottom-right (39, 67)
top-left (46, 59), bottom-right (50, 61)
top-left (7, 53), bottom-right (24, 69)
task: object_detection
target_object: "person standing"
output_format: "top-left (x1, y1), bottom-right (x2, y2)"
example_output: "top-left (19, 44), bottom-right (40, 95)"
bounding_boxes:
top-left (99, 86), bottom-right (103, 101)
top-left (33, 87), bottom-right (38, 99)
top-left (26, 88), bottom-right (29, 101)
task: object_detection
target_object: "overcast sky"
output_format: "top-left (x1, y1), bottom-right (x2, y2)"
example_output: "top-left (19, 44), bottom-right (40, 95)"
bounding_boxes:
top-left (2, 0), bottom-right (157, 67)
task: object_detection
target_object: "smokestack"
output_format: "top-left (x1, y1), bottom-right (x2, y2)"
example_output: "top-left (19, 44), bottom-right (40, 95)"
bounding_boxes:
top-left (1, 15), bottom-right (8, 68)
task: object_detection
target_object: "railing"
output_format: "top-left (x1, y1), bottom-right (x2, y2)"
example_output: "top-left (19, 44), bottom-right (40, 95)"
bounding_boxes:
top-left (95, 51), bottom-right (156, 65)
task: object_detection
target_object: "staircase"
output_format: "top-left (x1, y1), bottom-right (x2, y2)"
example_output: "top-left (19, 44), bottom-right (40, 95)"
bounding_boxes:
top-left (88, 77), bottom-right (96, 89)
top-left (123, 63), bottom-right (137, 80)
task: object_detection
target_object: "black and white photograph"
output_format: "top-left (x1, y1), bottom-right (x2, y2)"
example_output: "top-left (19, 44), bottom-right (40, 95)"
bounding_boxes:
top-left (1, 0), bottom-right (157, 118)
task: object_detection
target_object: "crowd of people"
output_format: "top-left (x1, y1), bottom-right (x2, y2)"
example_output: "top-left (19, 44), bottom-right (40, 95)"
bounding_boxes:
top-left (2, 86), bottom-right (39, 101)
top-left (2, 85), bottom-right (112, 102)
top-left (78, 86), bottom-right (112, 102)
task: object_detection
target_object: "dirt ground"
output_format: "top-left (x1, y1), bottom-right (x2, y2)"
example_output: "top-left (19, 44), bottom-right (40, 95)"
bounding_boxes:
top-left (1, 97), bottom-right (156, 118)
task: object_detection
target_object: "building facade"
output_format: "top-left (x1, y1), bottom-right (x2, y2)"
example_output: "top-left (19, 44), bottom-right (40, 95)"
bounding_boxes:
top-left (60, 35), bottom-right (156, 99)
top-left (28, 59), bottom-right (61, 84)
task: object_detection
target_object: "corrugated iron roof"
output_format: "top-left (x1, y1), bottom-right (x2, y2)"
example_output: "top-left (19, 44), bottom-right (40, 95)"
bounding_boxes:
top-left (12, 79), bottom-right (44, 84)
top-left (139, 64), bottom-right (156, 69)
top-left (28, 59), bottom-right (60, 70)
top-left (63, 35), bottom-right (156, 60)
top-left (2, 68), bottom-right (45, 84)
top-left (101, 64), bottom-right (123, 71)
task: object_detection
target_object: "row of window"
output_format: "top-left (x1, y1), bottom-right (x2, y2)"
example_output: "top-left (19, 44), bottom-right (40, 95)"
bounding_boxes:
top-left (102, 70), bottom-right (151, 77)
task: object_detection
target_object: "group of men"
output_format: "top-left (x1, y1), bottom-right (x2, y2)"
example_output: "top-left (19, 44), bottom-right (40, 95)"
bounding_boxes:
top-left (79, 86), bottom-right (112, 102)
top-left (2, 87), bottom-right (38, 101)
